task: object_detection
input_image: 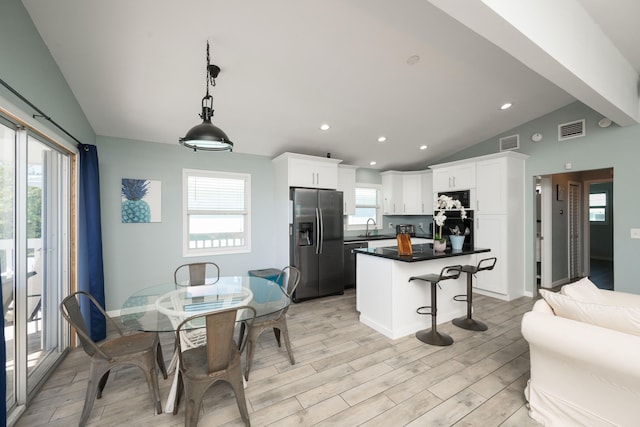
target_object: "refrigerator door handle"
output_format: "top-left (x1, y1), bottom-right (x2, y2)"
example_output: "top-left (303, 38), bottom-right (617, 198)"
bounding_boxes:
top-left (318, 207), bottom-right (324, 254)
top-left (315, 207), bottom-right (321, 254)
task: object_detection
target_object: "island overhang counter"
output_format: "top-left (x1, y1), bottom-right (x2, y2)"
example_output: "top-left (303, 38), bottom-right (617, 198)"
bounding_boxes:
top-left (355, 244), bottom-right (491, 340)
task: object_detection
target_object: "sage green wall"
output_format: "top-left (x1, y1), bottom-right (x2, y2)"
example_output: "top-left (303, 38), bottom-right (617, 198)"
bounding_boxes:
top-left (356, 168), bottom-right (382, 185)
top-left (97, 136), bottom-right (277, 310)
top-left (436, 101), bottom-right (640, 295)
top-left (0, 0), bottom-right (95, 145)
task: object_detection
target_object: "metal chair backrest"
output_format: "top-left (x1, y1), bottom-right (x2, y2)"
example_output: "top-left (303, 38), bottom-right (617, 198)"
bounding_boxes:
top-left (174, 262), bottom-right (220, 286)
top-left (276, 266), bottom-right (301, 298)
top-left (60, 291), bottom-right (122, 361)
top-left (439, 265), bottom-right (463, 281)
top-left (176, 305), bottom-right (256, 373)
top-left (476, 257), bottom-right (497, 272)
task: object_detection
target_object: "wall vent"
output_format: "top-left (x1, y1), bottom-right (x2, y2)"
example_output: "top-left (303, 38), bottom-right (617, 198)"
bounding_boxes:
top-left (558, 119), bottom-right (585, 141)
top-left (499, 134), bottom-right (519, 151)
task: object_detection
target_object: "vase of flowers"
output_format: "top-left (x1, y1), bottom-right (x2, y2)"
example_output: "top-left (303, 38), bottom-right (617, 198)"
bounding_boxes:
top-left (434, 194), bottom-right (467, 251)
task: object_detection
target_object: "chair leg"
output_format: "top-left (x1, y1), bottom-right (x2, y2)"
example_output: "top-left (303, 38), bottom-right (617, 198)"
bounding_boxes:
top-left (156, 341), bottom-right (168, 379)
top-left (279, 322), bottom-right (295, 365)
top-left (141, 355), bottom-right (163, 414)
top-left (228, 363), bottom-right (251, 426)
top-left (173, 371), bottom-right (184, 415)
top-left (96, 370), bottom-right (110, 399)
top-left (80, 363), bottom-right (106, 427)
top-left (244, 335), bottom-right (256, 381)
top-left (183, 380), bottom-right (208, 427)
top-left (273, 327), bottom-right (281, 347)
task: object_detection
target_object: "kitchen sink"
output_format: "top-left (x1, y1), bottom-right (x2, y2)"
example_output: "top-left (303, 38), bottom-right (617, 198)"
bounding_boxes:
top-left (355, 234), bottom-right (396, 240)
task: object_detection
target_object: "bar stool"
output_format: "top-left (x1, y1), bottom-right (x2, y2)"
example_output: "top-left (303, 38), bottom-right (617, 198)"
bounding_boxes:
top-left (452, 257), bottom-right (497, 331)
top-left (409, 265), bottom-right (462, 346)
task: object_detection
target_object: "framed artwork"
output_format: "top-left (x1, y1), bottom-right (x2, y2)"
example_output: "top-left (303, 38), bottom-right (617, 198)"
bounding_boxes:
top-left (121, 178), bottom-right (162, 223)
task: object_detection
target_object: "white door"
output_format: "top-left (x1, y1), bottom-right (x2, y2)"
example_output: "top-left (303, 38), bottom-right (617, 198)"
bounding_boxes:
top-left (568, 181), bottom-right (582, 279)
top-left (1, 118), bottom-right (70, 417)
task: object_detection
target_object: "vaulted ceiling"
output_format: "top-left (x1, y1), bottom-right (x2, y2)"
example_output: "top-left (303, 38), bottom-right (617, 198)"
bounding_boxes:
top-left (21, 0), bottom-right (640, 170)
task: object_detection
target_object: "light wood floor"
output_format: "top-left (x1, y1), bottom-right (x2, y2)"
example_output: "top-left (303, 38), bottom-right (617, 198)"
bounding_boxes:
top-left (15, 289), bottom-right (542, 427)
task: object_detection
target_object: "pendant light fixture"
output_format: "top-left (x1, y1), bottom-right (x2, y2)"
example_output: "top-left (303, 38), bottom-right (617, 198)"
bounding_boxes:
top-left (179, 42), bottom-right (233, 152)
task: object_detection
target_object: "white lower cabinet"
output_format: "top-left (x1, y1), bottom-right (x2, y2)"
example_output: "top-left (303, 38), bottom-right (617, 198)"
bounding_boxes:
top-left (474, 215), bottom-right (506, 295)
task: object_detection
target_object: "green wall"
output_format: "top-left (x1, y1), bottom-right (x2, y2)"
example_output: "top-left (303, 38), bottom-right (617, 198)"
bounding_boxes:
top-left (0, 0), bottom-right (95, 145)
top-left (436, 101), bottom-right (640, 295)
top-left (97, 137), bottom-right (277, 310)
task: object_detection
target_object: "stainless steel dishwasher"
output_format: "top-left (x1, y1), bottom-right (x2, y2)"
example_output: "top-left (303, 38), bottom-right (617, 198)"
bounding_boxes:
top-left (343, 241), bottom-right (368, 288)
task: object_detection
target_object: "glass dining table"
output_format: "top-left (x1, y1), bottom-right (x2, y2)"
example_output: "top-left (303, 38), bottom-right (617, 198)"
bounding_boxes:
top-left (119, 275), bottom-right (291, 413)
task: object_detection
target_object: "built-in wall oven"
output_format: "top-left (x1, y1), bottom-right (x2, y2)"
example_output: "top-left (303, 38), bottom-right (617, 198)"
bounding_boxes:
top-left (436, 209), bottom-right (474, 248)
top-left (437, 190), bottom-right (471, 209)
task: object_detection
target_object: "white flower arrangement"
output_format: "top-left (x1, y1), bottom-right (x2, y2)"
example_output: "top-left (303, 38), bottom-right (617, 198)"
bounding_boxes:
top-left (434, 194), bottom-right (467, 242)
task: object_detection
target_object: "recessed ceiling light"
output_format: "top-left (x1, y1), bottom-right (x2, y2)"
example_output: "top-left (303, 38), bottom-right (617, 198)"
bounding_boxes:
top-left (369, 161), bottom-right (377, 166)
top-left (377, 136), bottom-right (387, 143)
top-left (499, 102), bottom-right (513, 110)
top-left (419, 145), bottom-right (428, 150)
top-left (320, 123), bottom-right (330, 131)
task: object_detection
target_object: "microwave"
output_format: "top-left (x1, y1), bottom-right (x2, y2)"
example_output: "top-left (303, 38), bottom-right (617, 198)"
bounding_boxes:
top-left (437, 190), bottom-right (471, 209)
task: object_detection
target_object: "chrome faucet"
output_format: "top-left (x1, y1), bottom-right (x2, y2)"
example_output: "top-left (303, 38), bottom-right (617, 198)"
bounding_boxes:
top-left (365, 218), bottom-right (377, 236)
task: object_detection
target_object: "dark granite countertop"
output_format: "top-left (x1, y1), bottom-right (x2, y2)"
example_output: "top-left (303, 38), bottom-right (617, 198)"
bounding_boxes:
top-left (355, 243), bottom-right (490, 262)
top-left (344, 233), bottom-right (433, 243)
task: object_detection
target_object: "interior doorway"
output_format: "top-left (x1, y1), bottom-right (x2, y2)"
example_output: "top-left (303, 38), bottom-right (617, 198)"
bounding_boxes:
top-left (535, 168), bottom-right (614, 291)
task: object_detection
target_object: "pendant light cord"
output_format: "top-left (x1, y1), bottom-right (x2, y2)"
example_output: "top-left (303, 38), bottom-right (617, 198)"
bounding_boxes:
top-left (0, 76), bottom-right (87, 149)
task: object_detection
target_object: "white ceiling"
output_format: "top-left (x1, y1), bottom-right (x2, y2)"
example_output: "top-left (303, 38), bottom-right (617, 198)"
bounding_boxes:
top-left (20, 0), bottom-right (640, 170)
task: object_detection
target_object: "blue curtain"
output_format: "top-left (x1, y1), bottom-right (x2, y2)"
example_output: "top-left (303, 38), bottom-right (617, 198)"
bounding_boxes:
top-left (77, 144), bottom-right (106, 341)
top-left (1, 275), bottom-right (6, 426)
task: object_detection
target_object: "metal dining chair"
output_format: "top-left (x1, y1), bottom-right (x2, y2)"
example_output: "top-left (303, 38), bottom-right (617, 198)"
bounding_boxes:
top-left (173, 305), bottom-right (256, 426)
top-left (174, 262), bottom-right (220, 286)
top-left (240, 266), bottom-right (300, 380)
top-left (60, 291), bottom-right (168, 426)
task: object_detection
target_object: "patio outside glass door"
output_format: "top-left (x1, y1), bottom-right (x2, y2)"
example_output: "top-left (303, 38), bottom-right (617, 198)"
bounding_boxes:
top-left (2, 118), bottom-right (70, 418)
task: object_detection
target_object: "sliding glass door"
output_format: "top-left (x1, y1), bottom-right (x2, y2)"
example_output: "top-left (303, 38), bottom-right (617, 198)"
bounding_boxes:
top-left (2, 116), bottom-right (70, 418)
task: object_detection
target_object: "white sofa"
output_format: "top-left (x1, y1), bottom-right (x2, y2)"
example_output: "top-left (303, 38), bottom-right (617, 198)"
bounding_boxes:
top-left (521, 278), bottom-right (640, 427)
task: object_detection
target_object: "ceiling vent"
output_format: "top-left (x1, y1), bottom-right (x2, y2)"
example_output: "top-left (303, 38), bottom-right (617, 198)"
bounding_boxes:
top-left (558, 119), bottom-right (585, 141)
top-left (499, 134), bottom-right (519, 151)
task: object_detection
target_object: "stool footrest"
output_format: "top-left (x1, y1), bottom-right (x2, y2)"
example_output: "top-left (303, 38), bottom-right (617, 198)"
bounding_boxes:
top-left (453, 294), bottom-right (467, 302)
top-left (416, 306), bottom-right (433, 316)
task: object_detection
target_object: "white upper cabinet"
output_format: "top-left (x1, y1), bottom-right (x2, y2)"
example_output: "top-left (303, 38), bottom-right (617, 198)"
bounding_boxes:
top-left (475, 153), bottom-right (528, 214)
top-left (402, 173), bottom-right (422, 214)
top-left (274, 152), bottom-right (341, 189)
top-left (421, 171), bottom-right (433, 214)
top-left (381, 171), bottom-right (403, 214)
top-left (476, 157), bottom-right (506, 214)
top-left (337, 165), bottom-right (357, 215)
top-left (381, 170), bottom-right (432, 215)
top-left (432, 162), bottom-right (476, 191)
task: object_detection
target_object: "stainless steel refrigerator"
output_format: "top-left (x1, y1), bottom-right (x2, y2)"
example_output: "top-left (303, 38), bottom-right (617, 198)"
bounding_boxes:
top-left (290, 188), bottom-right (344, 302)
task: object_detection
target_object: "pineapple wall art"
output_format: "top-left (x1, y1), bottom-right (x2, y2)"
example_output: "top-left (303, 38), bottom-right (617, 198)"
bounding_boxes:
top-left (121, 178), bottom-right (162, 223)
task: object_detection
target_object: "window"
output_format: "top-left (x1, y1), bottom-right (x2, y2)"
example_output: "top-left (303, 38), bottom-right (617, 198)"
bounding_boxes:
top-left (589, 192), bottom-right (607, 223)
top-left (347, 185), bottom-right (381, 229)
top-left (183, 169), bottom-right (251, 255)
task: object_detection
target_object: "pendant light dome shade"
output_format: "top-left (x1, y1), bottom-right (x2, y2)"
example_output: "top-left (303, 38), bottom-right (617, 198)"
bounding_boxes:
top-left (179, 102), bottom-right (233, 152)
top-left (179, 43), bottom-right (233, 152)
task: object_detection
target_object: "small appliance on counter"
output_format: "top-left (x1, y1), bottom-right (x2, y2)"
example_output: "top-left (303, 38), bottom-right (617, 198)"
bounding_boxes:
top-left (396, 224), bottom-right (416, 236)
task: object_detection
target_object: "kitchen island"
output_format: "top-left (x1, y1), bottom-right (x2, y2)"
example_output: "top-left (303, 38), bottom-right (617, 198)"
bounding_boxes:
top-left (355, 244), bottom-right (490, 340)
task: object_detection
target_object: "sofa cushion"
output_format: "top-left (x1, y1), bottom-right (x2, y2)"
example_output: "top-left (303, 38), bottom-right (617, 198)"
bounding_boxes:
top-left (560, 277), bottom-right (602, 303)
top-left (539, 289), bottom-right (640, 336)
